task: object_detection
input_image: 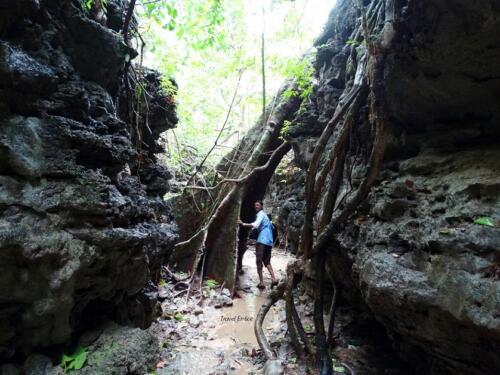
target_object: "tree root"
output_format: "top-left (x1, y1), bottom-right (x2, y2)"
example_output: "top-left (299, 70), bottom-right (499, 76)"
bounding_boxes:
top-left (284, 260), bottom-right (314, 358)
top-left (326, 257), bottom-right (339, 347)
top-left (285, 277), bottom-right (304, 358)
top-left (292, 1), bottom-right (400, 373)
top-left (301, 83), bottom-right (364, 259)
top-left (255, 282), bottom-right (286, 360)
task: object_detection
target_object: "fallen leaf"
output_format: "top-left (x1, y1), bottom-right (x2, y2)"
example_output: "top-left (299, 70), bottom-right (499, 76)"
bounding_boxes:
top-left (474, 217), bottom-right (495, 227)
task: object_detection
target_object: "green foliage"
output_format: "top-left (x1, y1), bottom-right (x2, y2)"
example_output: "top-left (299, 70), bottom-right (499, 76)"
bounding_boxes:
top-left (84, 0), bottom-right (93, 10)
top-left (140, 0), bottom-right (225, 49)
top-left (204, 279), bottom-right (219, 289)
top-left (279, 119), bottom-right (292, 140)
top-left (174, 312), bottom-right (184, 321)
top-left (82, 0), bottom-right (107, 12)
top-left (162, 78), bottom-right (178, 98)
top-left (61, 347), bottom-right (88, 372)
top-left (474, 217), bottom-right (495, 227)
top-left (134, 83), bottom-right (143, 100)
top-left (138, 1), bottom-right (331, 171)
top-left (144, 1), bottom-right (178, 31)
top-left (346, 39), bottom-right (361, 46)
top-left (332, 357), bottom-right (346, 373)
top-left (281, 59), bottom-right (314, 100)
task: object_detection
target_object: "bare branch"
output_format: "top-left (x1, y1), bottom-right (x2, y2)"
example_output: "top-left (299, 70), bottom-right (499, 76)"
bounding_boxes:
top-left (185, 69), bottom-right (244, 186)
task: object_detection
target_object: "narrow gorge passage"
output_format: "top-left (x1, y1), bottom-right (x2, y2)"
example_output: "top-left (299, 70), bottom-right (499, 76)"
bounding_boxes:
top-left (1, 1), bottom-right (499, 375)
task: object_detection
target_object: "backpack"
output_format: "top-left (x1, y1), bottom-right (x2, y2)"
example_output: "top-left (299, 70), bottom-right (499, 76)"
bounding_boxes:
top-left (271, 222), bottom-right (279, 246)
top-left (249, 227), bottom-right (259, 240)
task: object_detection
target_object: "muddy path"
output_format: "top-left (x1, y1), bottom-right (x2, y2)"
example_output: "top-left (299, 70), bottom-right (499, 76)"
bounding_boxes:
top-left (151, 247), bottom-right (408, 375)
top-left (152, 247), bottom-right (294, 374)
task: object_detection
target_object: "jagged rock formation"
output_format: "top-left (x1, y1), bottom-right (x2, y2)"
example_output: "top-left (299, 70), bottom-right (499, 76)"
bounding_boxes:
top-left (264, 167), bottom-right (305, 254)
top-left (0, 0), bottom-right (177, 361)
top-left (266, 0), bottom-right (500, 374)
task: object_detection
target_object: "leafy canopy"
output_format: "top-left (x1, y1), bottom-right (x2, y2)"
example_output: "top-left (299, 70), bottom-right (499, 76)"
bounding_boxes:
top-left (135, 1), bottom-right (331, 174)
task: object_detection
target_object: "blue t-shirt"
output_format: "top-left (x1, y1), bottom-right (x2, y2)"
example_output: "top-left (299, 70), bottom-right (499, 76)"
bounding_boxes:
top-left (252, 210), bottom-right (274, 246)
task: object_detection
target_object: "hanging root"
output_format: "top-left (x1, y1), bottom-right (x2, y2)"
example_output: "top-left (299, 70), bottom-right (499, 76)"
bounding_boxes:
top-left (326, 256), bottom-right (339, 347)
top-left (255, 282), bottom-right (287, 360)
top-left (284, 260), bottom-right (315, 358)
top-left (293, 1), bottom-right (399, 372)
top-left (313, 244), bottom-right (333, 375)
top-left (301, 84), bottom-right (364, 258)
top-left (285, 278), bottom-right (304, 358)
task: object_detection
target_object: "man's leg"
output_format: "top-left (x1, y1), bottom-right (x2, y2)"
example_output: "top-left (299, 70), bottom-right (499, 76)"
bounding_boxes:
top-left (236, 240), bottom-right (247, 274)
top-left (263, 245), bottom-right (277, 284)
top-left (255, 243), bottom-right (265, 287)
top-left (266, 264), bottom-right (277, 283)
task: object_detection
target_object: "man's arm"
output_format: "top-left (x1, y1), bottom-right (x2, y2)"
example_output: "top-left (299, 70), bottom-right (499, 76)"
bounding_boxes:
top-left (237, 219), bottom-right (254, 228)
top-left (238, 212), bottom-right (263, 228)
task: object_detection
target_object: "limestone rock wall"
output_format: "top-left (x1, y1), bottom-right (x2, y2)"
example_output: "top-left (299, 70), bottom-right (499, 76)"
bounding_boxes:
top-left (269, 0), bottom-right (500, 373)
top-left (0, 0), bottom-right (177, 360)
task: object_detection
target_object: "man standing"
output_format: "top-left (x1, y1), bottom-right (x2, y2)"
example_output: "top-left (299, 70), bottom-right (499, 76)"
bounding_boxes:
top-left (238, 201), bottom-right (278, 289)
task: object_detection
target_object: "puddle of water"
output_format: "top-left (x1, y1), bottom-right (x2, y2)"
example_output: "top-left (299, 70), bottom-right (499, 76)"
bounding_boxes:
top-left (211, 248), bottom-right (291, 343)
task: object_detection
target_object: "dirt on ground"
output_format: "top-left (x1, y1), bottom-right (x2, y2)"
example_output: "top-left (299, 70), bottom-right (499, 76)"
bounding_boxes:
top-left (152, 246), bottom-right (407, 375)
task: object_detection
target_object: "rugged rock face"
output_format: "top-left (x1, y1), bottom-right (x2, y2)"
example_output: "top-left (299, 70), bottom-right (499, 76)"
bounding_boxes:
top-left (0, 0), bottom-right (177, 361)
top-left (16, 323), bottom-right (159, 375)
top-left (264, 166), bottom-right (305, 254)
top-left (270, 0), bottom-right (500, 373)
top-left (76, 323), bottom-right (160, 375)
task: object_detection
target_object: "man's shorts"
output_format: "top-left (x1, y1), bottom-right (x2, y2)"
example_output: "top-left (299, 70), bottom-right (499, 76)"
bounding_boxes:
top-left (256, 243), bottom-right (272, 267)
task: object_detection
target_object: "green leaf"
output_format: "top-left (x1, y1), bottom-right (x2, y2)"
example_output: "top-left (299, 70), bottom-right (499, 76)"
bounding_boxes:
top-left (61, 354), bottom-right (72, 366)
top-left (174, 312), bottom-right (184, 321)
top-left (346, 39), bottom-right (360, 46)
top-left (71, 349), bottom-right (87, 370)
top-left (204, 279), bottom-right (218, 289)
top-left (474, 217), bottom-right (495, 227)
top-left (60, 346), bottom-right (88, 372)
top-left (334, 366), bottom-right (346, 373)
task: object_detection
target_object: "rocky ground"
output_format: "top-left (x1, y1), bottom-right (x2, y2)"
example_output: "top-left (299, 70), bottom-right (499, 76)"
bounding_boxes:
top-left (146, 247), bottom-right (408, 375)
top-left (152, 247), bottom-right (292, 375)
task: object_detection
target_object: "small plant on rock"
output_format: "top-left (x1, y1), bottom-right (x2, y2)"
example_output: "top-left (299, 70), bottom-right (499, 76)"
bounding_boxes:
top-left (174, 312), bottom-right (185, 322)
top-left (474, 216), bottom-right (495, 227)
top-left (60, 346), bottom-right (88, 373)
top-left (203, 279), bottom-right (219, 290)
